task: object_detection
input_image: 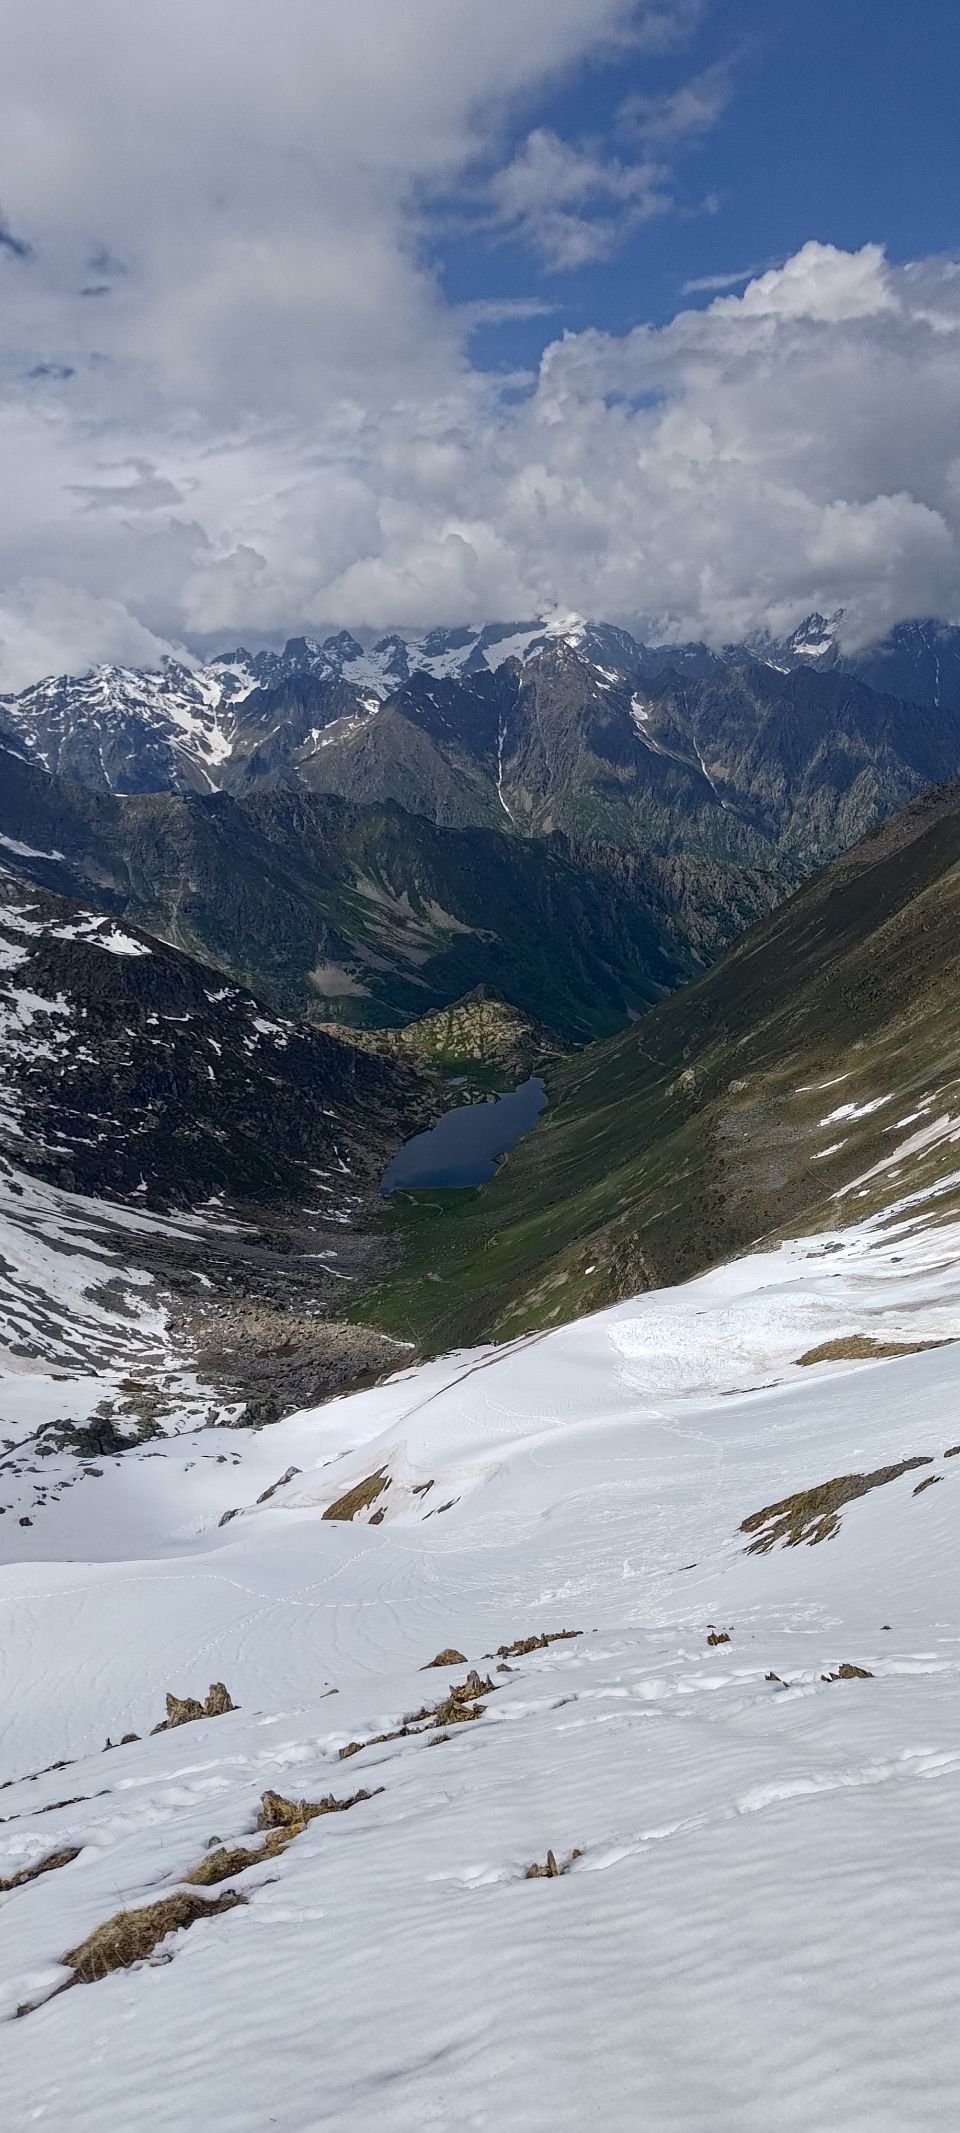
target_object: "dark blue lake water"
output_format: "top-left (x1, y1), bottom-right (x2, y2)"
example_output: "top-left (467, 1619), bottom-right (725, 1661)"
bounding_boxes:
top-left (381, 1077), bottom-right (547, 1192)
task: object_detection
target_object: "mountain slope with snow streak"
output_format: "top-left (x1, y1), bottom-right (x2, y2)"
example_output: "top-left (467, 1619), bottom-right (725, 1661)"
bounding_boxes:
top-left (2, 1185), bottom-right (959, 2131)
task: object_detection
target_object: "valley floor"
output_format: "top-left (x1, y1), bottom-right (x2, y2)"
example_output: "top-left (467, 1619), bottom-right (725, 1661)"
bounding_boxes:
top-left (2, 1184), bottom-right (960, 2128)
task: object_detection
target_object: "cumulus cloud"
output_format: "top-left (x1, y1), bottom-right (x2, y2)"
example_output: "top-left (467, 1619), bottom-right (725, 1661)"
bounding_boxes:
top-left (0, 4), bottom-right (958, 686)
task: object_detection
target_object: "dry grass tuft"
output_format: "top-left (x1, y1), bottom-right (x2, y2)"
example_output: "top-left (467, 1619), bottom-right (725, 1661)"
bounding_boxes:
top-left (323, 1469), bottom-right (389, 1522)
top-left (339, 1723), bottom-right (421, 1760)
top-left (339, 1668), bottom-right (496, 1758)
top-left (256, 1785), bottom-right (382, 1832)
top-left (741, 1456), bottom-right (934, 1552)
top-left (486, 1631), bottom-right (582, 1660)
top-left (183, 1786), bottom-right (381, 1886)
top-left (796, 1335), bottom-right (951, 1367)
top-left (0, 1845), bottom-right (81, 1893)
top-left (183, 1833), bottom-right (288, 1885)
top-left (62, 1888), bottom-right (246, 1984)
top-left (429, 1669), bottom-right (495, 1727)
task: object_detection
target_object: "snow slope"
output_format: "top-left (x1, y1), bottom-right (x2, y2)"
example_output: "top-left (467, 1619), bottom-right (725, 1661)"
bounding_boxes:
top-left (2, 1188), bottom-right (960, 2128)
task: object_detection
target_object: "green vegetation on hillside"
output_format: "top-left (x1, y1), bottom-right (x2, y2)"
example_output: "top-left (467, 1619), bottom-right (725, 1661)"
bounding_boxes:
top-left (321, 986), bottom-right (564, 1086)
top-left (357, 780), bottom-right (960, 1351)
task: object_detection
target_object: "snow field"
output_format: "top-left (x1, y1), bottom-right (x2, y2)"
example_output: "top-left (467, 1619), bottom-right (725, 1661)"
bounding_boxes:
top-left (1, 1192), bottom-right (960, 2128)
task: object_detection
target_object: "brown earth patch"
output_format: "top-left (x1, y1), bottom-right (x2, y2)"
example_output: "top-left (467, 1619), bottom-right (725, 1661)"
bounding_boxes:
top-left (323, 1469), bottom-right (389, 1521)
top-left (796, 1335), bottom-right (952, 1366)
top-left (0, 1845), bottom-right (81, 1893)
top-left (741, 1456), bottom-right (934, 1552)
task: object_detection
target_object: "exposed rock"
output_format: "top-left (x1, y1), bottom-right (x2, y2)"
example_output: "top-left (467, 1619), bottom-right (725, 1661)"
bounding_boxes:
top-left (488, 1631), bottom-right (582, 1660)
top-left (525, 1848), bottom-right (582, 1880)
top-left (256, 1465), bottom-right (302, 1504)
top-left (256, 1785), bottom-right (381, 1832)
top-left (151, 1682), bottom-right (236, 1733)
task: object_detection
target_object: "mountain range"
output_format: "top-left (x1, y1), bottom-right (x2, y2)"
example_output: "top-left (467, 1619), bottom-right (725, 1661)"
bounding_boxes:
top-left (4, 614), bottom-right (959, 851)
top-left (3, 611), bottom-right (960, 1041)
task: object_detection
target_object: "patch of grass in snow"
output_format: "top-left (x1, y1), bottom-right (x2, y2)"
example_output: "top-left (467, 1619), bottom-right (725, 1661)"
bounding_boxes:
top-left (484, 1631), bottom-right (582, 1660)
top-left (185, 1787), bottom-right (385, 1885)
top-left (338, 1667), bottom-right (496, 1759)
top-left (59, 1888), bottom-right (247, 1988)
top-left (741, 1456), bottom-right (935, 1552)
top-left (796, 1335), bottom-right (953, 1365)
top-left (256, 1786), bottom-right (382, 1833)
top-left (0, 1845), bottom-right (81, 1893)
top-left (183, 1835), bottom-right (290, 1885)
top-left (322, 1468), bottom-right (390, 1522)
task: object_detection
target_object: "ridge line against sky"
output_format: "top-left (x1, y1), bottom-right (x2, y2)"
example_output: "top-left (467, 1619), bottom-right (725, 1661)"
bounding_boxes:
top-left (1, 0), bottom-right (959, 688)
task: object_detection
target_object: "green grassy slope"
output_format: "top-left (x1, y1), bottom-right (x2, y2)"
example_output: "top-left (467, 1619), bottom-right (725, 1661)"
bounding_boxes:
top-left (359, 779), bottom-right (960, 1349)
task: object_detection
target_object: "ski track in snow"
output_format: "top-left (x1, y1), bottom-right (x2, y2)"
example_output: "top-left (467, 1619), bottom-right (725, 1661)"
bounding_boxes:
top-left (1, 1194), bottom-right (960, 2127)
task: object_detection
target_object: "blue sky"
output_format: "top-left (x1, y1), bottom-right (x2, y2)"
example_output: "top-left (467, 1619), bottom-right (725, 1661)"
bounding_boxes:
top-left (0, 0), bottom-right (958, 681)
top-left (453, 0), bottom-right (960, 370)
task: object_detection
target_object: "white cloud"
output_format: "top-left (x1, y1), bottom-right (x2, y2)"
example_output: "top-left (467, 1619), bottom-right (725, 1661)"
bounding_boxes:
top-left (0, 5), bottom-right (959, 687)
top-left (488, 129), bottom-right (671, 269)
top-left (0, 580), bottom-right (186, 686)
top-left (680, 264), bottom-right (762, 294)
top-left (619, 58), bottom-right (734, 144)
top-left (717, 240), bottom-right (897, 322)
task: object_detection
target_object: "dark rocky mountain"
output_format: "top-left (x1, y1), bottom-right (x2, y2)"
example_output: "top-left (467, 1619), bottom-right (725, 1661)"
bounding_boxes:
top-left (0, 862), bottom-right (459, 1429)
top-left (4, 618), bottom-right (959, 885)
top-left (0, 745), bottom-right (771, 1041)
top-left (267, 641), bottom-right (960, 875)
top-left (0, 865), bottom-right (436, 1208)
top-left (630, 657), bottom-right (960, 868)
